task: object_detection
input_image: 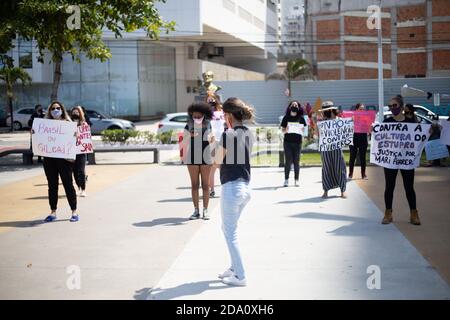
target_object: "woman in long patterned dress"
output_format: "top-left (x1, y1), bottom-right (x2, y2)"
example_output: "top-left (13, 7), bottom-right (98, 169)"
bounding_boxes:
top-left (318, 101), bottom-right (347, 199)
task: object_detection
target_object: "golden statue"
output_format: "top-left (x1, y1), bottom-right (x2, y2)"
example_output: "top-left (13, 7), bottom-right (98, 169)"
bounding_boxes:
top-left (201, 71), bottom-right (221, 95)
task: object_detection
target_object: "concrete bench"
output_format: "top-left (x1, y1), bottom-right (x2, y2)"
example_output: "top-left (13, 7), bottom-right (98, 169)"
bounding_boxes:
top-left (87, 146), bottom-right (160, 164)
top-left (0, 147), bottom-right (33, 165)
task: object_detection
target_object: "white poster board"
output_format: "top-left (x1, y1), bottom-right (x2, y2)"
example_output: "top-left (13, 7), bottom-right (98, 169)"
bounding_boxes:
top-left (425, 139), bottom-right (449, 160)
top-left (370, 122), bottom-right (431, 170)
top-left (318, 118), bottom-right (354, 151)
top-left (287, 122), bottom-right (305, 135)
top-left (32, 118), bottom-right (77, 160)
top-left (211, 119), bottom-right (226, 141)
top-left (440, 120), bottom-right (450, 145)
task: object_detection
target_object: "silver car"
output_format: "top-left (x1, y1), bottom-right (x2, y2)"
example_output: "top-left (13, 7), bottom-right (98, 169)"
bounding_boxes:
top-left (86, 110), bottom-right (135, 134)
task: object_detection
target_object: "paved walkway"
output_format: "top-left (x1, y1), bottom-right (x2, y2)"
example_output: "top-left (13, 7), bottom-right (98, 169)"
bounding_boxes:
top-left (0, 165), bottom-right (449, 299)
top-left (147, 167), bottom-right (450, 300)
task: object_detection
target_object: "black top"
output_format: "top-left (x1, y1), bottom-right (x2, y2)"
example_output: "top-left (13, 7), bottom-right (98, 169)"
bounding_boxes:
top-left (184, 122), bottom-right (212, 165)
top-left (28, 112), bottom-right (45, 127)
top-left (281, 115), bottom-right (307, 144)
top-left (383, 116), bottom-right (417, 123)
top-left (220, 126), bottom-right (252, 184)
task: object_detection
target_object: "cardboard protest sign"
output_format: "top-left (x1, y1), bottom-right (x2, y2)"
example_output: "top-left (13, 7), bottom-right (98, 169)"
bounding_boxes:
top-left (313, 97), bottom-right (322, 113)
top-left (370, 122), bottom-right (431, 170)
top-left (318, 118), bottom-right (354, 152)
top-left (76, 122), bottom-right (94, 154)
top-left (425, 139), bottom-right (449, 160)
top-left (32, 118), bottom-right (77, 159)
top-left (342, 110), bottom-right (376, 133)
top-left (287, 122), bottom-right (305, 135)
top-left (440, 120), bottom-right (450, 145)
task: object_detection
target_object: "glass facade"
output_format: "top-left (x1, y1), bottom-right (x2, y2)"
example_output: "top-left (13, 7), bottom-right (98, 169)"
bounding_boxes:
top-left (1, 40), bottom-right (176, 119)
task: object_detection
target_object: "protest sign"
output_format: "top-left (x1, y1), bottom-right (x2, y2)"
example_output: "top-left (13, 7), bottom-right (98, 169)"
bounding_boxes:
top-left (318, 118), bottom-right (354, 152)
top-left (440, 120), bottom-right (450, 145)
top-left (287, 122), bottom-right (305, 135)
top-left (32, 118), bottom-right (77, 159)
top-left (425, 139), bottom-right (449, 161)
top-left (211, 119), bottom-right (226, 141)
top-left (370, 122), bottom-right (431, 170)
top-left (76, 122), bottom-right (94, 154)
top-left (342, 110), bottom-right (376, 133)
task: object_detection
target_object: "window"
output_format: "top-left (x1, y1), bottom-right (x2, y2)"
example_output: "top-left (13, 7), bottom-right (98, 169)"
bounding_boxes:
top-left (19, 108), bottom-right (34, 115)
top-left (170, 115), bottom-right (188, 123)
top-left (188, 46), bottom-right (195, 60)
top-left (18, 37), bottom-right (32, 69)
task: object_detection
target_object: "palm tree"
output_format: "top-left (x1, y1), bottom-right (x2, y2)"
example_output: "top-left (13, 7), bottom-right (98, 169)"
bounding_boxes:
top-left (266, 58), bottom-right (312, 97)
top-left (284, 59), bottom-right (311, 97)
top-left (0, 60), bottom-right (32, 131)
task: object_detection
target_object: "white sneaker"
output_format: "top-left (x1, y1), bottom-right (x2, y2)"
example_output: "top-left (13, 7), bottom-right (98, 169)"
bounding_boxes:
top-left (218, 268), bottom-right (234, 279)
top-left (294, 180), bottom-right (299, 187)
top-left (283, 179), bottom-right (289, 187)
top-left (80, 190), bottom-right (86, 197)
top-left (222, 275), bottom-right (247, 287)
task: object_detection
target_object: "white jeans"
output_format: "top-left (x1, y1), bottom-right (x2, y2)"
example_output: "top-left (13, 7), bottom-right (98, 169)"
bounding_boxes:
top-left (221, 179), bottom-right (251, 280)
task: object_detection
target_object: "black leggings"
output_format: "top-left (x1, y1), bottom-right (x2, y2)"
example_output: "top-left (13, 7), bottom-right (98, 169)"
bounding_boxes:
top-left (284, 141), bottom-right (301, 180)
top-left (43, 157), bottom-right (77, 211)
top-left (349, 144), bottom-right (367, 176)
top-left (384, 168), bottom-right (416, 210)
top-left (73, 154), bottom-right (87, 190)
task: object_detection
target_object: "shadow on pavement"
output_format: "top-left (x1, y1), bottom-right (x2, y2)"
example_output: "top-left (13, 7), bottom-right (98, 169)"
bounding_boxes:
top-left (24, 195), bottom-right (66, 200)
top-left (133, 218), bottom-right (189, 227)
top-left (136, 280), bottom-right (228, 300)
top-left (158, 197), bottom-right (196, 203)
top-left (277, 196), bottom-right (336, 204)
top-left (252, 186), bottom-right (285, 191)
top-left (291, 212), bottom-right (371, 223)
top-left (0, 218), bottom-right (70, 228)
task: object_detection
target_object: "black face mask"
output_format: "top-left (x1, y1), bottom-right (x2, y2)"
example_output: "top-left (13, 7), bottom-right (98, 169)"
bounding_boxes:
top-left (324, 110), bottom-right (332, 119)
top-left (72, 114), bottom-right (80, 120)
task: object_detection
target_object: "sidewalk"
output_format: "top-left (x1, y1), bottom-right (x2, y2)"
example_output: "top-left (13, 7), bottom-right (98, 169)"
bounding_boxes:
top-left (147, 167), bottom-right (450, 300)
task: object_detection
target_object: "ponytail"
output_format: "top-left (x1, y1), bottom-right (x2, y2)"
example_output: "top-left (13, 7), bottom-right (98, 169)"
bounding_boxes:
top-left (223, 97), bottom-right (256, 123)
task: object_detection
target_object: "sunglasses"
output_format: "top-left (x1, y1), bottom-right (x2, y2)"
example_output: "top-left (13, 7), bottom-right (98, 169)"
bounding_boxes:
top-left (51, 107), bottom-right (61, 111)
top-left (388, 104), bottom-right (399, 108)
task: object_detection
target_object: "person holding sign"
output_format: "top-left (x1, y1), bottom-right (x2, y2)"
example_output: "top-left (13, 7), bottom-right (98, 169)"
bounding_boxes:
top-left (207, 92), bottom-right (225, 198)
top-left (32, 101), bottom-right (79, 223)
top-left (71, 106), bottom-right (90, 197)
top-left (181, 102), bottom-right (214, 220)
top-left (280, 101), bottom-right (307, 187)
top-left (381, 95), bottom-right (421, 225)
top-left (318, 101), bottom-right (347, 199)
top-left (348, 103), bottom-right (369, 180)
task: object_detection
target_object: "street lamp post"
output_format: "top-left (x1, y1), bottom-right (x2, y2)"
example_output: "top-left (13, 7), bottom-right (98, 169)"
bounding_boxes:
top-left (377, 0), bottom-right (385, 123)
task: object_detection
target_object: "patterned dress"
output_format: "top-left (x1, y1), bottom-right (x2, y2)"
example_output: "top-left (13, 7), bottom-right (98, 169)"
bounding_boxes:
top-left (320, 149), bottom-right (347, 192)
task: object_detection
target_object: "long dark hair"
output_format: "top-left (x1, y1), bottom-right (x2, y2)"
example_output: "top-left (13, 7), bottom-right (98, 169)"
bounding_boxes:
top-left (285, 100), bottom-right (304, 118)
top-left (45, 101), bottom-right (71, 121)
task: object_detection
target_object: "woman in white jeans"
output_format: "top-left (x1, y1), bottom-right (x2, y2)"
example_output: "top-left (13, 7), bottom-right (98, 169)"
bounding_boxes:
top-left (214, 97), bottom-right (255, 287)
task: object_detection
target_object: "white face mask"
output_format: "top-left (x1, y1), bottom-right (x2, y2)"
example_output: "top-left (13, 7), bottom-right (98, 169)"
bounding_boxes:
top-left (193, 117), bottom-right (204, 125)
top-left (51, 109), bottom-right (62, 119)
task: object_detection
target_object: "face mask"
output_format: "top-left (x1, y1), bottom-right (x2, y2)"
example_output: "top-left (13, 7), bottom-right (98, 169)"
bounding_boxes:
top-left (72, 114), bottom-right (80, 120)
top-left (391, 107), bottom-right (401, 116)
top-left (193, 117), bottom-right (204, 125)
top-left (51, 109), bottom-right (62, 119)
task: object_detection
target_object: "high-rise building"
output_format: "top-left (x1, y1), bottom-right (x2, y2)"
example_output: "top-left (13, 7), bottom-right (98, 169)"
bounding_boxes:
top-left (304, 0), bottom-right (450, 80)
top-left (278, 0), bottom-right (306, 59)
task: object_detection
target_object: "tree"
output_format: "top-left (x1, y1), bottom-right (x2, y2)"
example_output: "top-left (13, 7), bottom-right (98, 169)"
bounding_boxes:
top-left (284, 59), bottom-right (311, 97)
top-left (0, 58), bottom-right (32, 132)
top-left (0, 0), bottom-right (174, 101)
top-left (266, 58), bottom-right (312, 97)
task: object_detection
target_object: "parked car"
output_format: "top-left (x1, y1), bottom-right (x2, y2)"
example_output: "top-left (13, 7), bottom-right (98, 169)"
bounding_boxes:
top-left (383, 105), bottom-right (446, 121)
top-left (85, 110), bottom-right (136, 134)
top-left (157, 112), bottom-right (189, 134)
top-left (6, 107), bottom-right (36, 130)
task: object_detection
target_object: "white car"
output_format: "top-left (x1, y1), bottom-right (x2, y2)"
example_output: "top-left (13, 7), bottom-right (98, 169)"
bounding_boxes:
top-left (383, 105), bottom-right (446, 121)
top-left (6, 107), bottom-right (37, 130)
top-left (157, 112), bottom-right (189, 134)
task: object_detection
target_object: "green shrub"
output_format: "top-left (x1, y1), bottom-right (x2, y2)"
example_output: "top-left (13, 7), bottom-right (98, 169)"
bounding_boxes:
top-left (156, 130), bottom-right (174, 144)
